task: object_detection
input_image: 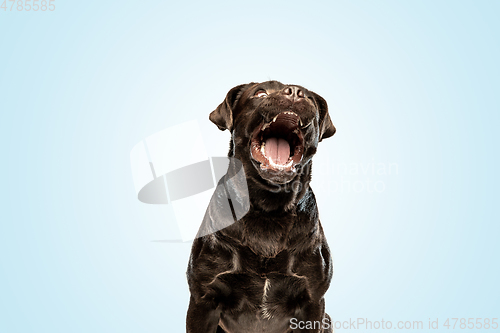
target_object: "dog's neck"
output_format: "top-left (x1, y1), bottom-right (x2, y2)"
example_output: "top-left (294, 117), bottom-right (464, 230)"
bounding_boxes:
top-left (211, 159), bottom-right (319, 258)
top-left (245, 168), bottom-right (312, 213)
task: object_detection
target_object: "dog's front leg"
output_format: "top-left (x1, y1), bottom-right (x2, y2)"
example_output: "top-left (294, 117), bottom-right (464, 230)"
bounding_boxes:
top-left (186, 295), bottom-right (221, 333)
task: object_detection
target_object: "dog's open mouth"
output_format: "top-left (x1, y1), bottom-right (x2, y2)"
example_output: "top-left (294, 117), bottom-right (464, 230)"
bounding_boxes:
top-left (250, 111), bottom-right (304, 172)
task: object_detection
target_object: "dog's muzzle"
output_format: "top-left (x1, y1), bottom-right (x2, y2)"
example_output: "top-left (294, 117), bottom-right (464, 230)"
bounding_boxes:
top-left (250, 111), bottom-right (306, 173)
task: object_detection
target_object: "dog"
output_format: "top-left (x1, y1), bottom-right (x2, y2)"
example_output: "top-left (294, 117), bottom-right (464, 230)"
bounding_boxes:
top-left (186, 81), bottom-right (336, 333)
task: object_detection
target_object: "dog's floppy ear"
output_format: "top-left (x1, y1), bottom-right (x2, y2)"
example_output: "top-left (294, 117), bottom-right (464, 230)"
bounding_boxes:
top-left (310, 91), bottom-right (336, 141)
top-left (210, 83), bottom-right (253, 132)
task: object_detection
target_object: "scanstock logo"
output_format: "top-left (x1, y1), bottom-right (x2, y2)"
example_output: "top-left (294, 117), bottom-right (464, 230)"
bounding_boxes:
top-left (130, 120), bottom-right (249, 241)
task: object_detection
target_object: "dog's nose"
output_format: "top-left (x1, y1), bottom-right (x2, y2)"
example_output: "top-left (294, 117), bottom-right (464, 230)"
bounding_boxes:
top-left (282, 86), bottom-right (305, 101)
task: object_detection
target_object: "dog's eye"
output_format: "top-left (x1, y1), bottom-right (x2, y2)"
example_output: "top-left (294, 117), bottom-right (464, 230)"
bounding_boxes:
top-left (254, 90), bottom-right (268, 98)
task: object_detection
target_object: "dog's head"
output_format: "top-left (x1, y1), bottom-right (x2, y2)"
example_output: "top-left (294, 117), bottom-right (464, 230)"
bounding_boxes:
top-left (210, 81), bottom-right (335, 186)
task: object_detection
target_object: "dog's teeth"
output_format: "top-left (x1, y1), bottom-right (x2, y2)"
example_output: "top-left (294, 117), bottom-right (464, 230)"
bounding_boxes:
top-left (299, 119), bottom-right (303, 127)
top-left (261, 142), bottom-right (265, 155)
top-left (272, 115), bottom-right (278, 122)
top-left (269, 159), bottom-right (285, 170)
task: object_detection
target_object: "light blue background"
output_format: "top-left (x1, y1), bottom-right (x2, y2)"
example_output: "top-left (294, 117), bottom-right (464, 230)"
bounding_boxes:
top-left (1, 1), bottom-right (498, 332)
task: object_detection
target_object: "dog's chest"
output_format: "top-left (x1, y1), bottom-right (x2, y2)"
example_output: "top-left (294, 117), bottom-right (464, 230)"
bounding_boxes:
top-left (214, 255), bottom-right (310, 319)
top-left (216, 271), bottom-right (309, 332)
top-left (261, 277), bottom-right (273, 319)
top-left (259, 272), bottom-right (309, 318)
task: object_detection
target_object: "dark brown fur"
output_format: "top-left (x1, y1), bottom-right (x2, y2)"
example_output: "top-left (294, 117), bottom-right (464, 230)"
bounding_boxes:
top-left (186, 81), bottom-right (336, 333)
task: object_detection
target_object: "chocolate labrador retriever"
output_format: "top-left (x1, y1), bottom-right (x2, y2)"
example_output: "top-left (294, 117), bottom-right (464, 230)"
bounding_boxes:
top-left (186, 81), bottom-right (336, 333)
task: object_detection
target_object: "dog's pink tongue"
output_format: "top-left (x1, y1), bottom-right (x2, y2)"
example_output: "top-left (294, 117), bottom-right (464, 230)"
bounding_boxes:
top-left (264, 137), bottom-right (290, 165)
